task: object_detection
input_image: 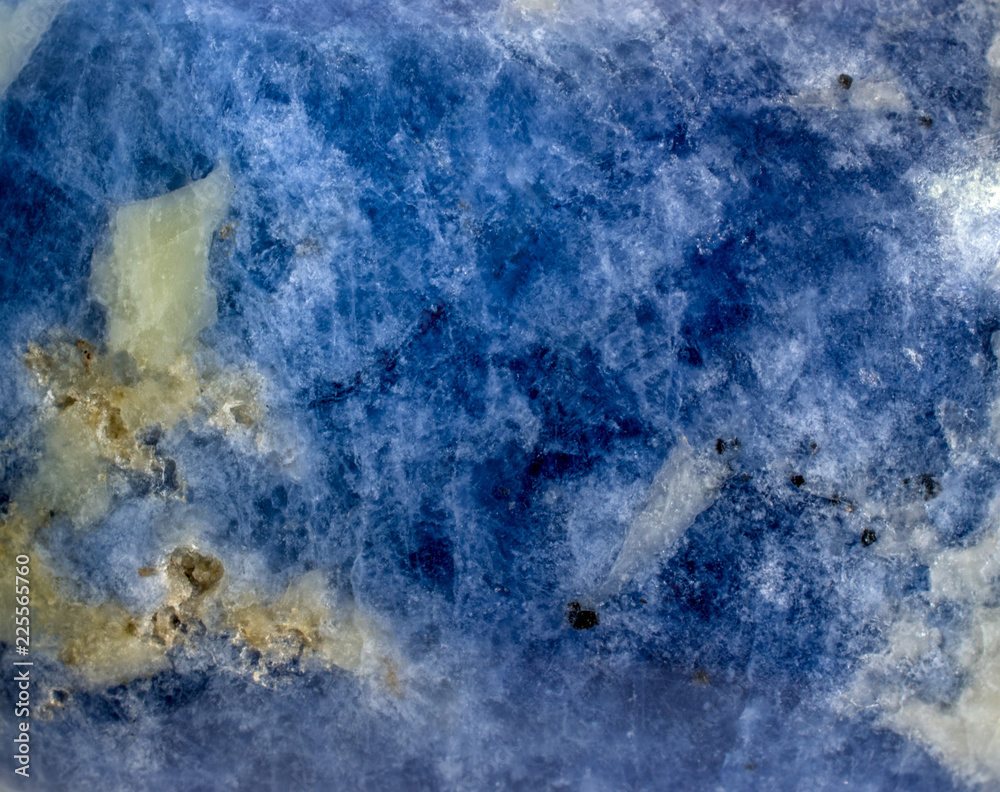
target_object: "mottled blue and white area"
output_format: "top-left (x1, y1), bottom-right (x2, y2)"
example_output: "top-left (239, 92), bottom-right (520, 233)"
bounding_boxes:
top-left (3, 0), bottom-right (1000, 789)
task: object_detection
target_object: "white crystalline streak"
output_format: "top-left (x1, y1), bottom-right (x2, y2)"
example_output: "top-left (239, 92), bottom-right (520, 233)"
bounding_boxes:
top-left (847, 35), bottom-right (1000, 771)
top-left (920, 160), bottom-right (1000, 287)
top-left (595, 438), bottom-right (729, 601)
top-left (876, 524), bottom-right (1000, 785)
top-left (846, 79), bottom-right (910, 113)
top-left (987, 31), bottom-right (1000, 128)
top-left (788, 76), bottom-right (910, 114)
top-left (841, 294), bottom-right (1000, 786)
top-left (0, 0), bottom-right (68, 97)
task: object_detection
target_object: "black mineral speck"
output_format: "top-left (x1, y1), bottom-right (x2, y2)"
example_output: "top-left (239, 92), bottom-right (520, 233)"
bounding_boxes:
top-left (573, 610), bottom-right (599, 629)
top-left (838, 73), bottom-right (853, 89)
top-left (715, 438), bottom-right (725, 454)
top-left (790, 474), bottom-right (805, 488)
top-left (919, 115), bottom-right (933, 128)
top-left (567, 602), bottom-right (599, 630)
top-left (861, 527), bottom-right (877, 547)
top-left (919, 474), bottom-right (940, 501)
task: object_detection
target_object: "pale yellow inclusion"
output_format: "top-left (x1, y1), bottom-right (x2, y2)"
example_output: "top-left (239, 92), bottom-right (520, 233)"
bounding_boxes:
top-left (0, 166), bottom-right (386, 691)
top-left (0, 503), bottom-right (173, 689)
top-left (0, 167), bottom-right (231, 688)
top-left (227, 571), bottom-right (368, 672)
top-left (91, 164), bottom-right (233, 372)
top-left (140, 554), bottom-right (382, 684)
top-left (24, 339), bottom-right (199, 483)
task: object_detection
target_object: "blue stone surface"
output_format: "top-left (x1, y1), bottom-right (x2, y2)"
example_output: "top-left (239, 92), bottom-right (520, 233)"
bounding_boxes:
top-left (3, 0), bottom-right (1000, 789)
